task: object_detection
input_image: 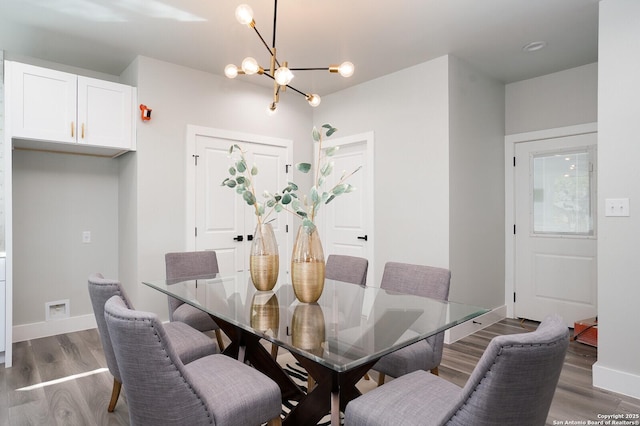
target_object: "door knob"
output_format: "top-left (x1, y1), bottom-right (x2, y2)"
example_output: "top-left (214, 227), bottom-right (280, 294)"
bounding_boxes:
top-left (357, 235), bottom-right (368, 241)
top-left (233, 235), bottom-right (244, 241)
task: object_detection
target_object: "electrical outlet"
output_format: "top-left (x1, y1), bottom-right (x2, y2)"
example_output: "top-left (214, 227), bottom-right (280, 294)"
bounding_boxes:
top-left (605, 198), bottom-right (630, 217)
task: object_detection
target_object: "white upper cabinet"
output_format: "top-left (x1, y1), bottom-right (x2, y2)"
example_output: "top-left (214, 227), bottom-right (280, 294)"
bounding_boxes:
top-left (7, 61), bottom-right (135, 154)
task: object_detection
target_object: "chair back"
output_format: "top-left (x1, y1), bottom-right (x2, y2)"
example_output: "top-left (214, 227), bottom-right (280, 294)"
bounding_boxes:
top-left (325, 254), bottom-right (369, 286)
top-left (165, 251), bottom-right (219, 319)
top-left (380, 262), bottom-right (451, 300)
top-left (446, 314), bottom-right (569, 426)
top-left (380, 262), bottom-right (451, 367)
top-left (103, 295), bottom-right (214, 425)
top-left (87, 273), bottom-right (134, 382)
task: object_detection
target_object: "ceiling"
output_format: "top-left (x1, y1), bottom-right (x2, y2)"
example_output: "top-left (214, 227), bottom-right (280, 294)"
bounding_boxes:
top-left (0, 0), bottom-right (599, 96)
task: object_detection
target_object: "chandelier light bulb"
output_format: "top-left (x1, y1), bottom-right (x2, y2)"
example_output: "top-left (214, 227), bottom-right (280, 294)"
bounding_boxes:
top-left (307, 94), bottom-right (321, 107)
top-left (242, 57), bottom-right (260, 75)
top-left (224, 64), bottom-right (239, 78)
top-left (235, 4), bottom-right (254, 25)
top-left (274, 66), bottom-right (294, 86)
top-left (338, 61), bottom-right (355, 77)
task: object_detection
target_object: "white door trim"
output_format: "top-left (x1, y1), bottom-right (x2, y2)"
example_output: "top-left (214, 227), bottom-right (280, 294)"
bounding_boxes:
top-left (185, 125), bottom-right (293, 252)
top-left (504, 122), bottom-right (597, 318)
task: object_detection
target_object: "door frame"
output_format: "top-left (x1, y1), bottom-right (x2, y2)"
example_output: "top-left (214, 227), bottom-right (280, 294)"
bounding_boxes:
top-left (504, 122), bottom-right (597, 318)
top-left (185, 125), bottom-right (294, 258)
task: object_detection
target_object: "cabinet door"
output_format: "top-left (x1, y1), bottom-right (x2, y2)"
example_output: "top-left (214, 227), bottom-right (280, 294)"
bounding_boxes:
top-left (10, 62), bottom-right (77, 143)
top-left (77, 77), bottom-right (133, 150)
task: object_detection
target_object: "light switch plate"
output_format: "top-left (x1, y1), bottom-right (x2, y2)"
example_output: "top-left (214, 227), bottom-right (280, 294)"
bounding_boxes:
top-left (605, 198), bottom-right (630, 217)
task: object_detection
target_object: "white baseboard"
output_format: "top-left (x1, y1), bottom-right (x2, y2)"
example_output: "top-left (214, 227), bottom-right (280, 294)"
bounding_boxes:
top-left (593, 361), bottom-right (640, 400)
top-left (445, 305), bottom-right (507, 344)
top-left (13, 314), bottom-right (97, 343)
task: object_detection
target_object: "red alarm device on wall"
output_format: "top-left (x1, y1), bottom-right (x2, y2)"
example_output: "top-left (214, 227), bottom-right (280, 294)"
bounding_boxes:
top-left (140, 104), bottom-right (152, 121)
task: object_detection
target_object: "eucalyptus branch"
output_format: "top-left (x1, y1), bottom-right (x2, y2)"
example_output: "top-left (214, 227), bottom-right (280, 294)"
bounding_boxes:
top-left (222, 123), bottom-right (359, 235)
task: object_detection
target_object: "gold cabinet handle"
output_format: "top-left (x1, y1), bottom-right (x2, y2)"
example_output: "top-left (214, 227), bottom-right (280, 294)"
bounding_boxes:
top-left (71, 122), bottom-right (75, 138)
top-left (81, 123), bottom-right (85, 139)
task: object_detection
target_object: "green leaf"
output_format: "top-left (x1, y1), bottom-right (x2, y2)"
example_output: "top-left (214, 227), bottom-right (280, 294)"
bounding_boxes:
top-left (243, 191), bottom-right (256, 205)
top-left (296, 211), bottom-right (308, 218)
top-left (225, 179), bottom-right (237, 188)
top-left (251, 165), bottom-right (258, 176)
top-left (236, 176), bottom-right (245, 184)
top-left (302, 218), bottom-right (316, 231)
top-left (332, 184), bottom-right (347, 195)
top-left (221, 178), bottom-right (229, 186)
top-left (321, 123), bottom-right (332, 129)
top-left (282, 193), bottom-right (292, 205)
top-left (266, 199), bottom-right (276, 208)
top-left (296, 163), bottom-right (311, 173)
top-left (326, 127), bottom-right (337, 137)
top-left (325, 146), bottom-right (339, 157)
top-left (311, 186), bottom-right (320, 203)
top-left (326, 194), bottom-right (336, 204)
top-left (229, 167), bottom-right (236, 176)
top-left (292, 199), bottom-right (301, 211)
top-left (232, 144), bottom-right (241, 152)
top-left (275, 204), bottom-right (283, 213)
top-left (320, 161), bottom-right (334, 177)
top-left (236, 186), bottom-right (245, 194)
top-left (236, 160), bottom-right (247, 173)
top-left (256, 204), bottom-right (265, 215)
top-left (312, 127), bottom-right (321, 142)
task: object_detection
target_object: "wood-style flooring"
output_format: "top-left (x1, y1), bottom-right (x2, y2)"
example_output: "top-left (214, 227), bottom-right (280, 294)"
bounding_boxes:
top-left (0, 318), bottom-right (638, 425)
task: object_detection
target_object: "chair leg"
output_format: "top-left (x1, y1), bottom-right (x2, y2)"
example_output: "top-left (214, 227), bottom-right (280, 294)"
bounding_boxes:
top-left (267, 416), bottom-right (282, 426)
top-left (270, 344), bottom-right (279, 360)
top-left (214, 329), bottom-right (225, 351)
top-left (364, 372), bottom-right (371, 380)
top-left (377, 373), bottom-right (386, 386)
top-left (430, 366), bottom-right (439, 376)
top-left (108, 378), bottom-right (122, 412)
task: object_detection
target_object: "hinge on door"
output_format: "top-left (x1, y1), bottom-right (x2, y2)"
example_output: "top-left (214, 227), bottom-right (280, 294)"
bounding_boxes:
top-left (195, 227), bottom-right (198, 237)
top-left (513, 224), bottom-right (516, 235)
top-left (193, 154), bottom-right (200, 166)
top-left (513, 157), bottom-right (516, 167)
top-left (286, 224), bottom-right (289, 233)
top-left (285, 164), bottom-right (292, 173)
top-left (514, 292), bottom-right (516, 303)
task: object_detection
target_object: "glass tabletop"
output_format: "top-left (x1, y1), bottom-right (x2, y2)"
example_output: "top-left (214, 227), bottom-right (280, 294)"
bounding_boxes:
top-left (143, 274), bottom-right (488, 373)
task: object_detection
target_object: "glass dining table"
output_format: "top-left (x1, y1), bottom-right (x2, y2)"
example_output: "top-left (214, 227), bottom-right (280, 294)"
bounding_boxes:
top-left (143, 273), bottom-right (488, 426)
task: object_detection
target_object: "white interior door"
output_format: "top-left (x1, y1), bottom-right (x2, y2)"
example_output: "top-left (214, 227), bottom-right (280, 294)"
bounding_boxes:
top-left (317, 132), bottom-right (375, 286)
top-left (514, 133), bottom-right (597, 325)
top-left (188, 127), bottom-right (292, 282)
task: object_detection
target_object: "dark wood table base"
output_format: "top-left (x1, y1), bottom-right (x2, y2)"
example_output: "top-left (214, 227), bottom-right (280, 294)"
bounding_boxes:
top-left (213, 315), bottom-right (377, 425)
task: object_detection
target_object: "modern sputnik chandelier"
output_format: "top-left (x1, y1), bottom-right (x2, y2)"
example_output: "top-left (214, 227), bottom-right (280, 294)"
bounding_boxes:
top-left (224, 0), bottom-right (354, 112)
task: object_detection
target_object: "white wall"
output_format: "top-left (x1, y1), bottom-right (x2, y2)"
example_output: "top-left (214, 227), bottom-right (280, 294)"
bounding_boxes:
top-left (448, 56), bottom-right (505, 308)
top-left (505, 62), bottom-right (598, 134)
top-left (12, 150), bottom-right (119, 326)
top-left (127, 56), bottom-right (314, 316)
top-left (593, 0), bottom-right (640, 399)
top-left (314, 55), bottom-right (506, 309)
top-left (314, 56), bottom-right (451, 286)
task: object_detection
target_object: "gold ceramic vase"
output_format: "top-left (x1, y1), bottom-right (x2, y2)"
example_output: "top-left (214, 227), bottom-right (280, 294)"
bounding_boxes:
top-left (250, 222), bottom-right (279, 291)
top-left (291, 225), bottom-right (325, 303)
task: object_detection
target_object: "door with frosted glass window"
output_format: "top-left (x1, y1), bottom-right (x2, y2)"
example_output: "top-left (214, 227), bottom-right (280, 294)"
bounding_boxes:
top-left (514, 133), bottom-right (597, 325)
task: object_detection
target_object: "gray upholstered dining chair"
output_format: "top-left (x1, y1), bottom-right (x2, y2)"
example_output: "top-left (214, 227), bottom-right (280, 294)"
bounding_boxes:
top-left (165, 251), bottom-right (225, 350)
top-left (88, 273), bottom-right (217, 413)
top-left (104, 294), bottom-right (283, 426)
top-left (345, 314), bottom-right (569, 426)
top-left (325, 254), bottom-right (369, 286)
top-left (373, 262), bottom-right (451, 386)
